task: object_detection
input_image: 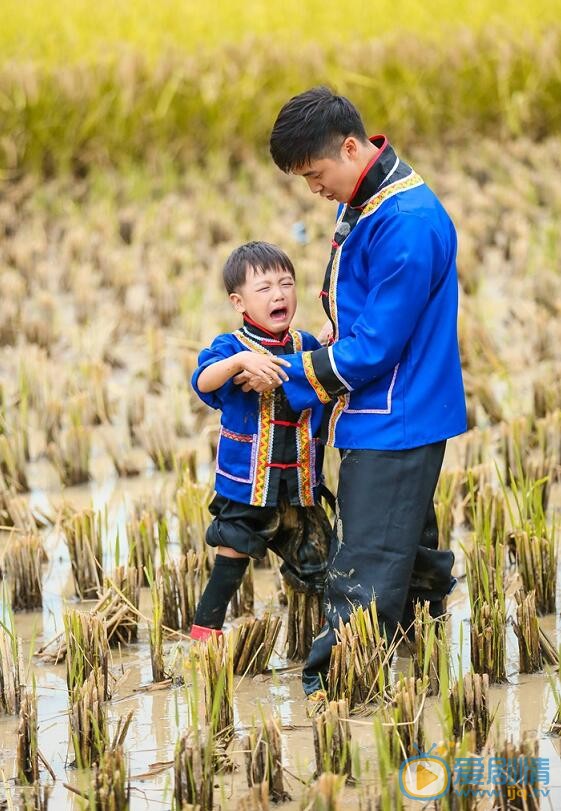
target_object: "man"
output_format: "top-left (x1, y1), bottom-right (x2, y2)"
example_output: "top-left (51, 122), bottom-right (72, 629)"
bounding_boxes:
top-left (238, 87), bottom-right (466, 697)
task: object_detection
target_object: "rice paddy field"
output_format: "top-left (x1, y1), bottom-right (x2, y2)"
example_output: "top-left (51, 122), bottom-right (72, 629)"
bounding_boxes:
top-left (2, 3), bottom-right (561, 809)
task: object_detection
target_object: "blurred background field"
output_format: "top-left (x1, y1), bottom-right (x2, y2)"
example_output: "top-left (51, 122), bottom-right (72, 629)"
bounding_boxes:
top-left (4, 0), bottom-right (559, 60)
top-left (1, 0), bottom-right (561, 175)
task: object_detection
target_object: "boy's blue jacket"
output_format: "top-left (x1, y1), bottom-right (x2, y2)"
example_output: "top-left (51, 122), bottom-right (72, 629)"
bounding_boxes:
top-left (191, 320), bottom-right (324, 507)
top-left (281, 136), bottom-right (467, 450)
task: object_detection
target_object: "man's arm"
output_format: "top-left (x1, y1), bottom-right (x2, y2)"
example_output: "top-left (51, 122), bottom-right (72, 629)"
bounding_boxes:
top-left (280, 214), bottom-right (443, 411)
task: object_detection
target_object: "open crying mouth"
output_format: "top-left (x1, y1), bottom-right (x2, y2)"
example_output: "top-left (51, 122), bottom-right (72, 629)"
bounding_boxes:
top-left (270, 307), bottom-right (288, 320)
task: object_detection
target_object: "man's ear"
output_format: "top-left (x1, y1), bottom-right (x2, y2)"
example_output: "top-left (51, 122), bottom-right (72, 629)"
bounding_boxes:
top-left (342, 136), bottom-right (360, 161)
top-left (229, 292), bottom-right (245, 313)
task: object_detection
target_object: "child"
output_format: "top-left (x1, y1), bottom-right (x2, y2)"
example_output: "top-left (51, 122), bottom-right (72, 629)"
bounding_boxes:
top-left (190, 241), bottom-right (331, 640)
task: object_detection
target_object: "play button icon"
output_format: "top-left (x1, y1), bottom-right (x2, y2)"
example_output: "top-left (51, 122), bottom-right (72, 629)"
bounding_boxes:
top-left (399, 753), bottom-right (450, 801)
top-left (417, 763), bottom-right (440, 791)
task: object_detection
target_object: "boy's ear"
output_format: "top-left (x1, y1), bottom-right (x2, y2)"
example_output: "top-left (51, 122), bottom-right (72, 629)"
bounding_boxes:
top-left (229, 292), bottom-right (245, 313)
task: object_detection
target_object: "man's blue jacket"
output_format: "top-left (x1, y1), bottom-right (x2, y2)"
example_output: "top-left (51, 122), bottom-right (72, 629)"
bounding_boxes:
top-left (282, 136), bottom-right (467, 450)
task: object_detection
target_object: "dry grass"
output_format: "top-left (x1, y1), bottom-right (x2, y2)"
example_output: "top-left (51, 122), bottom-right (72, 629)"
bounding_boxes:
top-left (449, 672), bottom-right (492, 752)
top-left (64, 609), bottom-right (112, 702)
top-left (301, 772), bottom-right (345, 810)
top-left (0, 622), bottom-right (24, 714)
top-left (243, 717), bottom-right (290, 802)
top-left (174, 730), bottom-right (214, 811)
top-left (198, 633), bottom-right (234, 741)
top-left (3, 533), bottom-right (44, 611)
top-left (286, 588), bottom-right (323, 662)
top-left (61, 507), bottom-right (104, 599)
top-left (16, 687), bottom-right (39, 785)
top-left (328, 601), bottom-right (393, 709)
top-left (233, 613), bottom-right (282, 676)
top-left (91, 745), bottom-right (130, 810)
top-left (312, 698), bottom-right (352, 779)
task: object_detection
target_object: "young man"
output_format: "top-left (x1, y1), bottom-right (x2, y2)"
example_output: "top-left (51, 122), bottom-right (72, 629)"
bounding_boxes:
top-left (237, 87), bottom-right (467, 697)
top-left (190, 241), bottom-right (331, 640)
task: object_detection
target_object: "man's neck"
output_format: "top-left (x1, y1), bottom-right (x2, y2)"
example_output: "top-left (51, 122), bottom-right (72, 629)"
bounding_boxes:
top-left (347, 136), bottom-right (390, 208)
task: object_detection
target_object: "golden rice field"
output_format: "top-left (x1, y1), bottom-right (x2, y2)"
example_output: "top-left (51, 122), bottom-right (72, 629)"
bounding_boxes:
top-left (3, 0), bottom-right (560, 61)
top-left (1, 136), bottom-right (561, 807)
top-left (1, 0), bottom-right (561, 174)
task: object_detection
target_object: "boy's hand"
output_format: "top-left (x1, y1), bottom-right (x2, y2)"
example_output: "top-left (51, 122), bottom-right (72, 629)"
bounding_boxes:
top-left (234, 351), bottom-right (290, 391)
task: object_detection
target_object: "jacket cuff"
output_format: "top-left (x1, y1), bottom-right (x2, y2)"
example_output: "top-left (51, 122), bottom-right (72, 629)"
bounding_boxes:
top-left (302, 351), bottom-right (332, 403)
top-left (308, 348), bottom-right (350, 398)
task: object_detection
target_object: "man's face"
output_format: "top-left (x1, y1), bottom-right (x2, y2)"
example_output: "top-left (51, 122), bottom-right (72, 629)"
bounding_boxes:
top-left (229, 265), bottom-right (297, 335)
top-left (293, 137), bottom-right (362, 204)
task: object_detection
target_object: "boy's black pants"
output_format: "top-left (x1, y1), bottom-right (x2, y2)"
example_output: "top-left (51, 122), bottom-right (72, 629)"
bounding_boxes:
top-left (302, 441), bottom-right (454, 694)
top-left (205, 482), bottom-right (331, 595)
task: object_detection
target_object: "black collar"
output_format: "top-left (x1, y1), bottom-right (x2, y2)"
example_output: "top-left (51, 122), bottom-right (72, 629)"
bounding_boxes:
top-left (348, 135), bottom-right (399, 209)
top-left (241, 315), bottom-right (292, 347)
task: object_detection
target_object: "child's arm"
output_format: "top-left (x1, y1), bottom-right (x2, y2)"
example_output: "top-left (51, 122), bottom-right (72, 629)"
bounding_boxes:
top-left (198, 350), bottom-right (291, 393)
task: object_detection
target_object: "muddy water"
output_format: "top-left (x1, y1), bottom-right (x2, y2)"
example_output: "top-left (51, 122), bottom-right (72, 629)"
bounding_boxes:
top-left (1, 454), bottom-right (561, 810)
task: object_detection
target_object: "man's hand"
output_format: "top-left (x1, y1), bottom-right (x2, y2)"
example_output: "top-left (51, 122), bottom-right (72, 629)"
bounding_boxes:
top-left (234, 369), bottom-right (283, 393)
top-left (318, 320), bottom-right (334, 346)
top-left (233, 351), bottom-right (290, 392)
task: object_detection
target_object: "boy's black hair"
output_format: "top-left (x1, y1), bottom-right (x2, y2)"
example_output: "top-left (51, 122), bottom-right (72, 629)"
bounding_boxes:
top-left (270, 86), bottom-right (369, 173)
top-left (223, 241), bottom-right (295, 294)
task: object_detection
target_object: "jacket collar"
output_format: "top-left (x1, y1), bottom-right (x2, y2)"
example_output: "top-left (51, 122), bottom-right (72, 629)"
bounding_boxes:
top-left (241, 314), bottom-right (292, 347)
top-left (348, 135), bottom-right (400, 209)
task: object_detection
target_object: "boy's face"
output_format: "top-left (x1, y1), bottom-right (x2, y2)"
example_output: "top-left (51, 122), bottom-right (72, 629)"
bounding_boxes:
top-left (229, 265), bottom-right (297, 335)
top-left (292, 136), bottom-right (364, 204)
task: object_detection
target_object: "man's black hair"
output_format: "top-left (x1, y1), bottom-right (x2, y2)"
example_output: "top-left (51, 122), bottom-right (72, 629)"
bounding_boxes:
top-left (223, 241), bottom-right (295, 294)
top-left (270, 86), bottom-right (369, 173)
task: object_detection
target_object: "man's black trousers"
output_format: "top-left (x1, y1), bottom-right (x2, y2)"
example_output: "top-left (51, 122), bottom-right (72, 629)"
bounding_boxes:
top-left (302, 440), bottom-right (454, 694)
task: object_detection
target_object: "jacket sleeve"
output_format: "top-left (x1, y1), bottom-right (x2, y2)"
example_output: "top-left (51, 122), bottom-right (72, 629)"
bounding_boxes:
top-left (191, 334), bottom-right (239, 410)
top-left (299, 331), bottom-right (323, 352)
top-left (282, 213), bottom-right (442, 411)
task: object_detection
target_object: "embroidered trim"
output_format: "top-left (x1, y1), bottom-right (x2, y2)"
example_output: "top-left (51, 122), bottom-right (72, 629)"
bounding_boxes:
top-left (310, 437), bottom-right (318, 489)
top-left (327, 345), bottom-right (353, 391)
top-left (234, 329), bottom-right (271, 355)
top-left (235, 328), bottom-right (303, 356)
top-left (302, 352), bottom-right (331, 404)
top-left (250, 391), bottom-right (275, 506)
top-left (290, 330), bottom-right (303, 352)
top-left (326, 396), bottom-right (346, 447)
top-left (220, 427), bottom-right (253, 442)
top-left (327, 249), bottom-right (342, 342)
top-left (327, 169), bottom-right (424, 344)
top-left (242, 315), bottom-right (290, 343)
top-left (360, 171), bottom-right (424, 219)
top-left (215, 429), bottom-right (257, 484)
top-left (295, 408), bottom-right (314, 506)
top-left (243, 326), bottom-right (283, 344)
top-left (343, 364), bottom-right (399, 414)
top-left (231, 328), bottom-right (314, 506)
